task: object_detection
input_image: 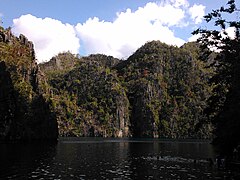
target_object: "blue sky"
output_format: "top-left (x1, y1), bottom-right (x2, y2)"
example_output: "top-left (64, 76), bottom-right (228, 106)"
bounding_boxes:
top-left (0, 0), bottom-right (237, 62)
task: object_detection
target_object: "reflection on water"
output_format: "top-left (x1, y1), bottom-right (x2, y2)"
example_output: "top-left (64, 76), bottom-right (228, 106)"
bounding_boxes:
top-left (0, 138), bottom-right (239, 179)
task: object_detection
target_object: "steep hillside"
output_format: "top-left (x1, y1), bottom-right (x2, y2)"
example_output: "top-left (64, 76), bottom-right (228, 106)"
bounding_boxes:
top-left (0, 26), bottom-right (213, 139)
top-left (41, 41), bottom-right (213, 138)
top-left (0, 27), bottom-right (58, 141)
top-left (115, 41), bottom-right (212, 138)
top-left (42, 54), bottom-right (129, 137)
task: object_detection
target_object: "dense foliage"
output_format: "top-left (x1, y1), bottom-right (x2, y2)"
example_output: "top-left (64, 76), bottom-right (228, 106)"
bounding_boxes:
top-left (193, 0), bottom-right (240, 154)
top-left (1, 26), bottom-right (217, 140)
top-left (40, 54), bottom-right (130, 137)
top-left (1, 2), bottom-right (239, 157)
top-left (40, 41), bottom-right (213, 138)
top-left (115, 41), bottom-right (212, 138)
top-left (0, 28), bottom-right (58, 141)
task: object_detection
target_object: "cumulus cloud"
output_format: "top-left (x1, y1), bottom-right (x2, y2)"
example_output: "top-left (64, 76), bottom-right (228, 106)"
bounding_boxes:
top-left (12, 14), bottom-right (80, 62)
top-left (75, 0), bottom-right (205, 59)
top-left (169, 0), bottom-right (189, 8)
top-left (11, 0), bottom-right (206, 61)
top-left (188, 26), bottom-right (237, 43)
top-left (76, 16), bottom-right (185, 58)
top-left (189, 4), bottom-right (205, 24)
top-left (224, 27), bottom-right (236, 39)
top-left (188, 34), bottom-right (200, 42)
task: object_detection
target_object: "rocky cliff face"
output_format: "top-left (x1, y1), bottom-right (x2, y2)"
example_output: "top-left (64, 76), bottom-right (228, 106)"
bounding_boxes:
top-left (0, 28), bottom-right (58, 141)
top-left (0, 27), bottom-right (212, 139)
top-left (116, 41), bottom-right (212, 138)
top-left (41, 41), bottom-right (212, 138)
top-left (44, 55), bottom-right (130, 137)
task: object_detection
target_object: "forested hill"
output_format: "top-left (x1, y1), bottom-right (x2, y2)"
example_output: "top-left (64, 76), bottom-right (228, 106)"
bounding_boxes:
top-left (39, 41), bottom-right (213, 138)
top-left (1, 0), bottom-right (239, 157)
top-left (0, 26), bottom-right (214, 140)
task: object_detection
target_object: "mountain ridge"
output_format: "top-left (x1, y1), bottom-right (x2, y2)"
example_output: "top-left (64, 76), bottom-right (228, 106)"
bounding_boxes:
top-left (40, 40), bottom-right (213, 138)
top-left (0, 28), bottom-right (213, 139)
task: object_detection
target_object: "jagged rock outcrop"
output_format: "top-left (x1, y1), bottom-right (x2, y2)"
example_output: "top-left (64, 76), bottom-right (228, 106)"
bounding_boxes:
top-left (0, 28), bottom-right (58, 141)
top-left (81, 54), bottom-right (120, 68)
top-left (0, 27), bottom-right (13, 43)
top-left (39, 52), bottom-right (78, 73)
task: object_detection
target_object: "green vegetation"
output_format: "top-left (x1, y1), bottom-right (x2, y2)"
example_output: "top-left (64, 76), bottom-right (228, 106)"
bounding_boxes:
top-left (41, 54), bottom-right (130, 137)
top-left (0, 26), bottom-right (214, 139)
top-left (38, 41), bottom-right (213, 138)
top-left (115, 41), bottom-right (212, 138)
top-left (1, 1), bottom-right (239, 153)
top-left (0, 26), bottom-right (215, 141)
top-left (0, 28), bottom-right (58, 141)
top-left (193, 0), bottom-right (240, 154)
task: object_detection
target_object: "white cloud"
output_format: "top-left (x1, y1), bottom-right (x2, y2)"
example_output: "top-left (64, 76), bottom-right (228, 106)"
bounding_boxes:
top-left (188, 27), bottom-right (236, 44)
top-left (11, 0), bottom-right (206, 61)
top-left (189, 4), bottom-right (205, 24)
top-left (76, 0), bottom-right (205, 59)
top-left (12, 14), bottom-right (80, 63)
top-left (76, 16), bottom-right (185, 58)
top-left (188, 34), bottom-right (200, 42)
top-left (224, 27), bottom-right (236, 39)
top-left (188, 27), bottom-right (237, 53)
top-left (171, 0), bottom-right (189, 8)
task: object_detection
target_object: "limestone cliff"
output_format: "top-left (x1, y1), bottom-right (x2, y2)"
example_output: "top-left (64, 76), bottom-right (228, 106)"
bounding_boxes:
top-left (115, 41), bottom-right (212, 138)
top-left (41, 42), bottom-right (212, 138)
top-left (0, 27), bottom-right (213, 139)
top-left (42, 55), bottom-right (130, 137)
top-left (0, 27), bottom-right (58, 141)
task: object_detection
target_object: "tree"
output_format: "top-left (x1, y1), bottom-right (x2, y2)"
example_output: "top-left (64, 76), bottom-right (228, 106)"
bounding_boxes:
top-left (193, 0), bottom-right (240, 154)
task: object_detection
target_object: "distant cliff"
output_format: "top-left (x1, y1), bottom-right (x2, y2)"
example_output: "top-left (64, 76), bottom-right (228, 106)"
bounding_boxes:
top-left (40, 41), bottom-right (213, 138)
top-left (0, 26), bottom-right (213, 139)
top-left (115, 41), bottom-right (212, 138)
top-left (0, 27), bottom-right (58, 141)
top-left (40, 54), bottom-right (130, 137)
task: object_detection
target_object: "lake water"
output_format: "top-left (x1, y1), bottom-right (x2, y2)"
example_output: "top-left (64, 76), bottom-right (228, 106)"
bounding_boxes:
top-left (0, 138), bottom-right (239, 179)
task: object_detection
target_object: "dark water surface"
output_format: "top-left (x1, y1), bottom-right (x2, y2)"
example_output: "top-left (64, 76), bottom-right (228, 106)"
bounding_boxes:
top-left (0, 138), bottom-right (239, 179)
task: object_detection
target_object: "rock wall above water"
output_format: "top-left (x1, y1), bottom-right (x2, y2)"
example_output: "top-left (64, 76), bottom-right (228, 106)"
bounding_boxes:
top-left (41, 41), bottom-right (213, 138)
top-left (0, 27), bottom-right (58, 141)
